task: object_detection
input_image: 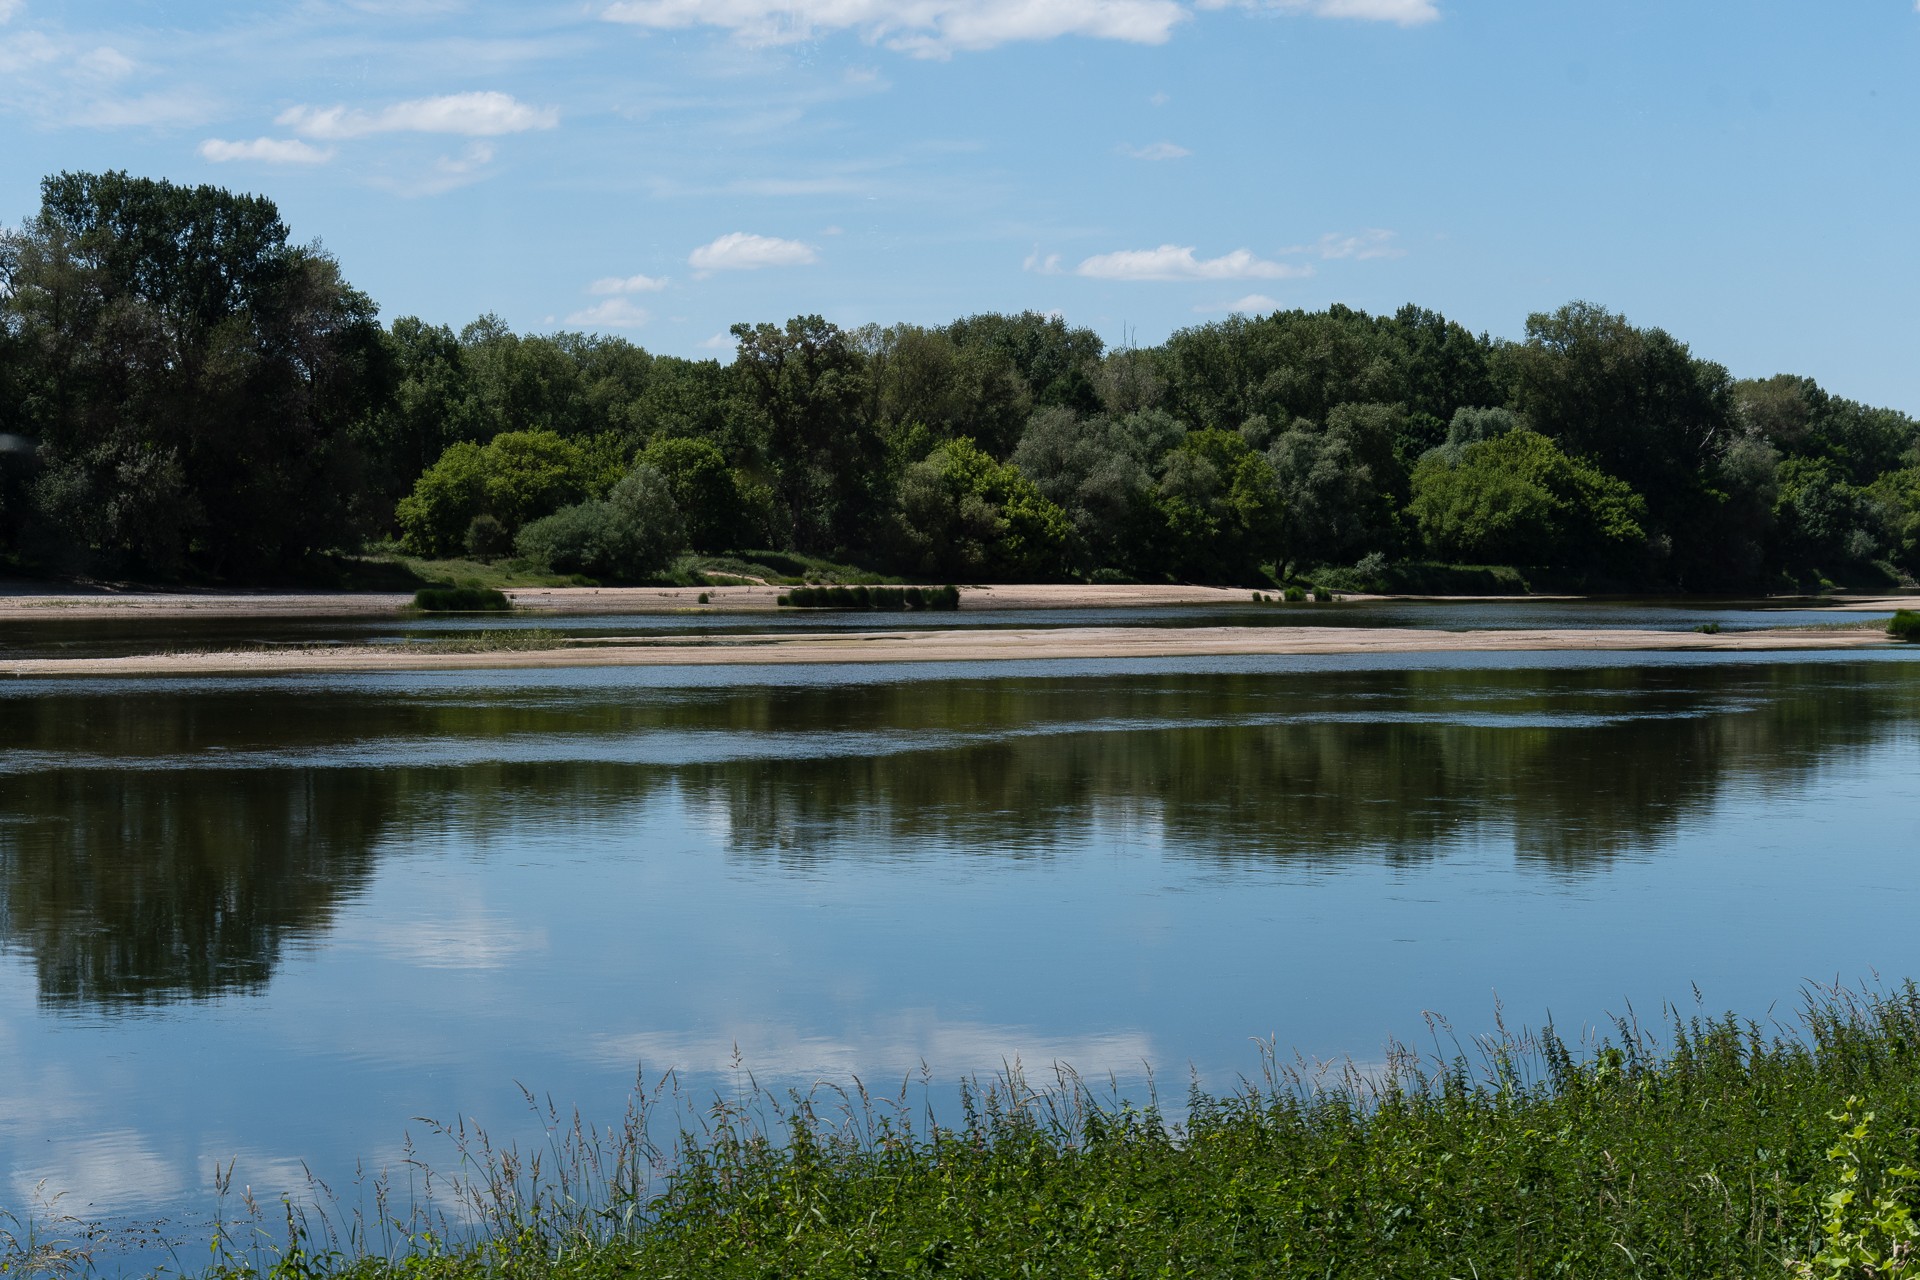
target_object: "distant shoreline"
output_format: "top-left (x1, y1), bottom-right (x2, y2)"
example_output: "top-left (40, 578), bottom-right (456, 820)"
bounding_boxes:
top-left (0, 622), bottom-right (1897, 679)
top-left (0, 581), bottom-right (1911, 620)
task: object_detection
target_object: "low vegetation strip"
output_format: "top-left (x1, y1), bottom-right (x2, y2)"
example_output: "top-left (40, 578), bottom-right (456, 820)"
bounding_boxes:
top-left (778, 584), bottom-right (960, 610)
top-left (147, 985), bottom-right (1920, 1278)
top-left (413, 586), bottom-right (512, 613)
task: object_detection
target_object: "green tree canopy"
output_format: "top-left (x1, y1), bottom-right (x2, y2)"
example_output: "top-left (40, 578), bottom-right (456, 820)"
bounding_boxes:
top-left (514, 465), bottom-right (684, 582)
top-left (1, 170), bottom-right (389, 574)
top-left (891, 438), bottom-right (1072, 580)
top-left (638, 435), bottom-right (742, 552)
top-left (1409, 429), bottom-right (1647, 570)
top-left (1153, 428), bottom-right (1283, 582)
top-left (396, 429), bottom-right (600, 557)
top-left (731, 315), bottom-right (881, 553)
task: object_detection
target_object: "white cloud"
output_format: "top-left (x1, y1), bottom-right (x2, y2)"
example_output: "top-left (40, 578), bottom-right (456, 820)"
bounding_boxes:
top-left (369, 141), bottom-right (499, 197)
top-left (1195, 293), bottom-right (1281, 313)
top-left (277, 91), bottom-right (558, 140)
top-left (589, 272), bottom-right (670, 294)
top-left (1022, 248), bottom-right (1062, 275)
top-left (0, 0), bottom-right (21, 23)
top-left (1118, 140), bottom-right (1190, 160)
top-left (688, 231), bottom-right (818, 271)
top-left (588, 1017), bottom-right (1155, 1080)
top-left (1075, 244), bottom-right (1312, 282)
top-left (1199, 0), bottom-right (1439, 25)
top-left (198, 136), bottom-right (335, 165)
top-left (566, 297), bottom-right (651, 329)
top-left (12, 1131), bottom-right (188, 1213)
top-left (1309, 228), bottom-right (1405, 260)
top-left (699, 330), bottom-right (738, 350)
top-left (75, 46), bottom-right (134, 79)
top-left (70, 91), bottom-right (214, 128)
top-left (602, 0), bottom-right (1191, 57)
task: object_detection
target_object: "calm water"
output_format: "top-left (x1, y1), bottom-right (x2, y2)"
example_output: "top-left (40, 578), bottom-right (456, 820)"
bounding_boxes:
top-left (3, 645), bottom-right (1920, 1266)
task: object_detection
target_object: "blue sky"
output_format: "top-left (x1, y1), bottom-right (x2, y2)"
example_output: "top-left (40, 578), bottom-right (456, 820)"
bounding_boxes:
top-left (3, 0), bottom-right (1917, 410)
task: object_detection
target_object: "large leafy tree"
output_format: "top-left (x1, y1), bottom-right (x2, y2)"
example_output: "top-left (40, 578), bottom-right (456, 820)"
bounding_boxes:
top-left (891, 437), bottom-right (1071, 580)
top-left (1500, 302), bottom-right (1733, 515)
top-left (1, 170), bottom-right (389, 574)
top-left (1153, 427), bottom-right (1283, 582)
top-left (395, 429), bottom-right (601, 557)
top-left (1266, 402), bottom-right (1408, 574)
top-left (730, 315), bottom-right (881, 553)
top-left (945, 311), bottom-right (1104, 414)
top-left (1409, 429), bottom-right (1647, 571)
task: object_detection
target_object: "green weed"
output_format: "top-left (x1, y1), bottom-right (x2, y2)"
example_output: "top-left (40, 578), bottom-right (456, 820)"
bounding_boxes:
top-left (150, 982), bottom-right (1920, 1279)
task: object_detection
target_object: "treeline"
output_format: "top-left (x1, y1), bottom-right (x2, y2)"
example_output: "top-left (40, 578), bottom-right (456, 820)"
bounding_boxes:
top-left (3, 170), bottom-right (1917, 590)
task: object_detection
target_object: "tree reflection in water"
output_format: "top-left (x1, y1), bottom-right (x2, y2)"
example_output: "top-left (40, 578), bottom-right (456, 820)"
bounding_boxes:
top-left (1, 659), bottom-right (1913, 1009)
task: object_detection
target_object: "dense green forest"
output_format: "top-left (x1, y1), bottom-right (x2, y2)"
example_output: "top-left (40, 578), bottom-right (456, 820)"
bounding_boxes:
top-left (2, 171), bottom-right (1916, 591)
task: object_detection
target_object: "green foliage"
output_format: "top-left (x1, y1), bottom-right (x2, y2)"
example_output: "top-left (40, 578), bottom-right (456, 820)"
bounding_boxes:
top-left (1410, 428), bottom-right (1648, 570)
top-left (412, 586), bottom-right (510, 613)
top-left (397, 431), bottom-right (598, 557)
top-left (1266, 402), bottom-right (1406, 573)
top-left (462, 514), bottom-right (511, 560)
top-left (892, 438), bottom-right (1072, 579)
top-left (636, 436), bottom-right (743, 552)
top-left (945, 310), bottom-right (1104, 413)
top-left (3, 170), bottom-right (388, 575)
top-left (1866, 470), bottom-right (1920, 577)
top-left (730, 315), bottom-right (882, 553)
top-left (1154, 427), bottom-right (1284, 582)
top-left (779, 584), bottom-right (959, 610)
top-left (512, 467), bottom-right (684, 583)
top-left (1776, 457), bottom-right (1873, 568)
top-left (1797, 1097), bottom-right (1920, 1279)
top-left (5, 175), bottom-right (1917, 593)
top-left (170, 984), bottom-right (1920, 1280)
top-left (1890, 610), bottom-right (1920, 642)
top-left (1011, 407), bottom-right (1175, 577)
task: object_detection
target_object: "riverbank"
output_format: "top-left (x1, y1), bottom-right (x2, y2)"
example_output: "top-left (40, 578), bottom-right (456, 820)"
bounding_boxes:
top-left (2, 581), bottom-right (1913, 619)
top-left (59, 984), bottom-right (1920, 1279)
top-left (0, 621), bottom-right (1897, 678)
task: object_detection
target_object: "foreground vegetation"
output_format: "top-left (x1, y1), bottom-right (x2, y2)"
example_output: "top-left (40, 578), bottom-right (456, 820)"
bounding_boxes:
top-left (30, 985), bottom-right (1900, 1278)
top-left (4, 173), bottom-right (1920, 596)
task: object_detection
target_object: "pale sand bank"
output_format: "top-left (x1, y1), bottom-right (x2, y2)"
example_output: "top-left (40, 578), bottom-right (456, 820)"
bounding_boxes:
top-left (0, 581), bottom-right (1911, 619)
top-left (0, 624), bottom-right (1897, 679)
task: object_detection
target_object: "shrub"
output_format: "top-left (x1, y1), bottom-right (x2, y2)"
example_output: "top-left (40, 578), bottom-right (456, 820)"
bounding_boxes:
top-left (1890, 609), bottom-right (1920, 641)
top-left (781, 584), bottom-right (959, 610)
top-left (1312, 586), bottom-right (1333, 602)
top-left (463, 513), bottom-right (512, 559)
top-left (515, 467), bottom-right (685, 582)
top-left (398, 431), bottom-right (598, 557)
top-left (1283, 585), bottom-right (1306, 602)
top-left (413, 586), bottom-right (510, 612)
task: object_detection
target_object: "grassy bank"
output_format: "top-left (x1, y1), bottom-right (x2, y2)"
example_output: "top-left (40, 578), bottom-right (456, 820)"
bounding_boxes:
top-left (100, 985), bottom-right (1920, 1279)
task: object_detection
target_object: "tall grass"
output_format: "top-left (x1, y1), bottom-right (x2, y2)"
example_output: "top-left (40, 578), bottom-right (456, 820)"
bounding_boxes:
top-left (124, 982), bottom-right (1920, 1278)
top-left (1891, 608), bottom-right (1920, 641)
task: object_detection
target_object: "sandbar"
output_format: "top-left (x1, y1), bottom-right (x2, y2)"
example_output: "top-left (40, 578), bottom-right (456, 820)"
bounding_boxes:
top-left (0, 581), bottom-right (1910, 620)
top-left (0, 623), bottom-right (1898, 679)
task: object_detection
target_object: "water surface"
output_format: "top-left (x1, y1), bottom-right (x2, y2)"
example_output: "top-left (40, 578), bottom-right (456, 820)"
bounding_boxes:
top-left (2, 647), bottom-right (1918, 1267)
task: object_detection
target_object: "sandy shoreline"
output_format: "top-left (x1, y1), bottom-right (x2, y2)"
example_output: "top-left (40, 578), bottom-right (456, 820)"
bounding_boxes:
top-left (0, 581), bottom-right (1911, 619)
top-left (0, 623), bottom-right (1897, 679)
